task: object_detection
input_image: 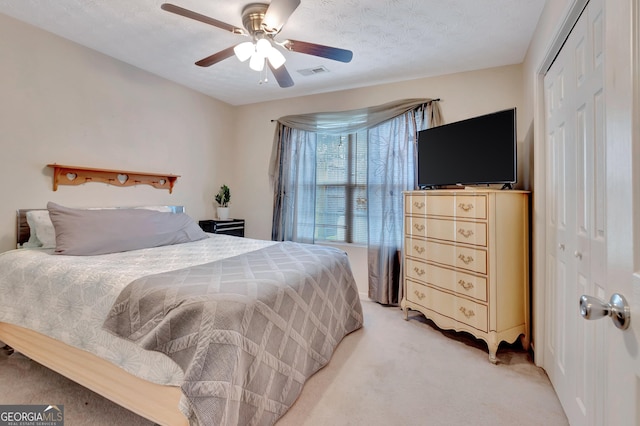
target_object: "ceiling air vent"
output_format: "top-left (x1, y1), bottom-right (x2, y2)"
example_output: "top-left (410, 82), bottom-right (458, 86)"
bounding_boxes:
top-left (297, 65), bottom-right (330, 76)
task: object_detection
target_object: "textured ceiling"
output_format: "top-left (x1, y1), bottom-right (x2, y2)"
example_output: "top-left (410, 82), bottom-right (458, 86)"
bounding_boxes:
top-left (0, 0), bottom-right (546, 106)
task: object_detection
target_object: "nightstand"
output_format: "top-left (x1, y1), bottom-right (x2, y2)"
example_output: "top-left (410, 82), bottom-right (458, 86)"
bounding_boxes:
top-left (198, 219), bottom-right (245, 237)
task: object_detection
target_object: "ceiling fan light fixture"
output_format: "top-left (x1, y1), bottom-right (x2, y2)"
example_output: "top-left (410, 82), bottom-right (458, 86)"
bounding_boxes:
top-left (234, 41), bottom-right (255, 62)
top-left (255, 38), bottom-right (272, 56)
top-left (249, 53), bottom-right (265, 71)
top-left (267, 47), bottom-right (286, 69)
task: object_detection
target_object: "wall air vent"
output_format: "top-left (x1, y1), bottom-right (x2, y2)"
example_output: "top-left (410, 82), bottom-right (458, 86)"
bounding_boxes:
top-left (297, 65), bottom-right (330, 76)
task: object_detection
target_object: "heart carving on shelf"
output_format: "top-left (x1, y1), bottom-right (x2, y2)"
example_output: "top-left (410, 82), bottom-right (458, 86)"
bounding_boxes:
top-left (66, 173), bottom-right (77, 181)
top-left (117, 174), bottom-right (129, 184)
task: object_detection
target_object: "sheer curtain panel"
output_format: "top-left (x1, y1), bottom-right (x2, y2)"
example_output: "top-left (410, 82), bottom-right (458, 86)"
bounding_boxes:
top-left (270, 99), bottom-right (443, 304)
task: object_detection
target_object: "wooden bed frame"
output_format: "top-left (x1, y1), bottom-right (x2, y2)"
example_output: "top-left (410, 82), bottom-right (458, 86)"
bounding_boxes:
top-left (3, 207), bottom-right (190, 425)
top-left (0, 323), bottom-right (187, 425)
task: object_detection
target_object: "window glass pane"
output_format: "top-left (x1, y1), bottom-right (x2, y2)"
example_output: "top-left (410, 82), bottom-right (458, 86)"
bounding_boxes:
top-left (315, 185), bottom-right (346, 242)
top-left (351, 184), bottom-right (368, 244)
top-left (314, 132), bottom-right (368, 244)
top-left (316, 134), bottom-right (347, 185)
top-left (351, 131), bottom-right (368, 244)
top-left (354, 130), bottom-right (368, 184)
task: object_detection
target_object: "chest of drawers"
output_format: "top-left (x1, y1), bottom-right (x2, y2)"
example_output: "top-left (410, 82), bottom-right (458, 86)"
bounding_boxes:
top-left (400, 189), bottom-right (529, 363)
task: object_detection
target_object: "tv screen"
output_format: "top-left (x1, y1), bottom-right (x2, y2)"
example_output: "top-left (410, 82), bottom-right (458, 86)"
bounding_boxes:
top-left (417, 108), bottom-right (517, 188)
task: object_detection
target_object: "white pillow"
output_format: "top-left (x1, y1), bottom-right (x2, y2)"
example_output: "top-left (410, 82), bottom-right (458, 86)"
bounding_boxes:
top-left (134, 205), bottom-right (174, 212)
top-left (86, 206), bottom-right (174, 212)
top-left (26, 210), bottom-right (56, 248)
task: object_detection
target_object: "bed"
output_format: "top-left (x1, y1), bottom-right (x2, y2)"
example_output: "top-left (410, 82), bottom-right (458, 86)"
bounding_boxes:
top-left (0, 203), bottom-right (363, 425)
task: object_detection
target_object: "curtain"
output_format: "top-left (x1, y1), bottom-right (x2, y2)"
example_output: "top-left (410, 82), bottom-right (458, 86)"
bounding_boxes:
top-left (270, 98), bottom-right (443, 304)
top-left (270, 127), bottom-right (317, 243)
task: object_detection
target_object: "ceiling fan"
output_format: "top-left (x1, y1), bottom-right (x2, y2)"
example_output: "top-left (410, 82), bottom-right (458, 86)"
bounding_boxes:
top-left (161, 1), bottom-right (354, 88)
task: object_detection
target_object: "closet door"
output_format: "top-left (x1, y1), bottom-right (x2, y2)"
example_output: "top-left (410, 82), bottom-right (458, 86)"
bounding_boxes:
top-left (544, 30), bottom-right (581, 425)
top-left (543, 0), bottom-right (605, 424)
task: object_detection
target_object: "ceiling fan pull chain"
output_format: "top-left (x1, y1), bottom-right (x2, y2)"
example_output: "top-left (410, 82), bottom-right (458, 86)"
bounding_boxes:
top-left (259, 58), bottom-right (268, 84)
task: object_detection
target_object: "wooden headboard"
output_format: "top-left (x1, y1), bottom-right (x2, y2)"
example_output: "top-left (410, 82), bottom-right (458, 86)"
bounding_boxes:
top-left (16, 209), bottom-right (35, 246)
top-left (16, 206), bottom-right (186, 247)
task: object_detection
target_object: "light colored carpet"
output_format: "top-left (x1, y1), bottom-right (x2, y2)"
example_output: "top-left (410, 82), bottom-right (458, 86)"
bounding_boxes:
top-left (0, 300), bottom-right (568, 425)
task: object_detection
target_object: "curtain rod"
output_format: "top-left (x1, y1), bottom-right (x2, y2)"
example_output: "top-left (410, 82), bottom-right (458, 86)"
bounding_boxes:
top-left (269, 98), bottom-right (441, 122)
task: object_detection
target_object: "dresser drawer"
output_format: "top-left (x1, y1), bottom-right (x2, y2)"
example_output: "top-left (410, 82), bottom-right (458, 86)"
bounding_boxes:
top-left (425, 194), bottom-right (487, 219)
top-left (405, 216), bottom-right (428, 238)
top-left (405, 237), bottom-right (487, 274)
top-left (406, 280), bottom-right (488, 332)
top-left (405, 194), bottom-right (427, 215)
top-left (404, 259), bottom-right (487, 302)
top-left (405, 216), bottom-right (487, 246)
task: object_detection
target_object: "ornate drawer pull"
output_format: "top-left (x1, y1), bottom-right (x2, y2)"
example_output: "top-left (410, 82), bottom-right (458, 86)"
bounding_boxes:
top-left (413, 201), bottom-right (425, 209)
top-left (457, 228), bottom-right (474, 238)
top-left (459, 306), bottom-right (475, 318)
top-left (413, 267), bottom-right (425, 276)
top-left (458, 254), bottom-right (474, 264)
top-left (458, 203), bottom-right (474, 212)
top-left (458, 279), bottom-right (474, 291)
top-left (414, 223), bottom-right (425, 232)
top-left (413, 245), bottom-right (425, 255)
top-left (414, 290), bottom-right (426, 300)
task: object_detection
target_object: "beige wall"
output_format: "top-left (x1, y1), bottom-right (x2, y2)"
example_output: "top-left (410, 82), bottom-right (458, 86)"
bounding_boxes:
top-left (520, 0), bottom-right (573, 364)
top-left (0, 13), bottom-right (235, 252)
top-left (519, 0), bottom-right (573, 193)
top-left (522, 0), bottom-right (573, 126)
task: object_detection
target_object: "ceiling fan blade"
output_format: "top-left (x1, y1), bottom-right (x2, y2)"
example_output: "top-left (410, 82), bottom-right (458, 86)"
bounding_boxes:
top-left (161, 3), bottom-right (246, 35)
top-left (263, 0), bottom-right (301, 33)
top-left (195, 46), bottom-right (236, 67)
top-left (281, 39), bottom-right (353, 63)
top-left (268, 62), bottom-right (294, 88)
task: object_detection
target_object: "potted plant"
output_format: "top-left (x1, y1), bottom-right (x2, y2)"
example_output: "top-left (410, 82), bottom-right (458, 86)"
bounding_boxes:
top-left (215, 184), bottom-right (231, 220)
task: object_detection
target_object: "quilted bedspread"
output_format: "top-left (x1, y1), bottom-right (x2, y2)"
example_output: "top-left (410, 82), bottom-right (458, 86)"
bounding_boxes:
top-left (102, 241), bottom-right (364, 426)
top-left (0, 235), bottom-right (277, 385)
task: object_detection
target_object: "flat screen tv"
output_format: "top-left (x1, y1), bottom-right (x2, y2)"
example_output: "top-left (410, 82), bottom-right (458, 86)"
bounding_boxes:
top-left (417, 108), bottom-right (517, 188)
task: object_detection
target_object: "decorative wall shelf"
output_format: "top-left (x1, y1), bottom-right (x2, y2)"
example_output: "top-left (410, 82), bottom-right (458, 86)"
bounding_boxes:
top-left (47, 164), bottom-right (180, 193)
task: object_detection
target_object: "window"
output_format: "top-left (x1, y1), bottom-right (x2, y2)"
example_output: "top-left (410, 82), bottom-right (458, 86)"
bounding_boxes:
top-left (314, 131), bottom-right (368, 244)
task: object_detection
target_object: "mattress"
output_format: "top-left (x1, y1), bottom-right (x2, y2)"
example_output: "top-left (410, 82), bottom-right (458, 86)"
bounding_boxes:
top-left (0, 234), bottom-right (276, 385)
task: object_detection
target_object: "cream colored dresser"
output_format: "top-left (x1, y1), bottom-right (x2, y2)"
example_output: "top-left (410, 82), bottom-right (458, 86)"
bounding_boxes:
top-left (400, 189), bottom-right (530, 363)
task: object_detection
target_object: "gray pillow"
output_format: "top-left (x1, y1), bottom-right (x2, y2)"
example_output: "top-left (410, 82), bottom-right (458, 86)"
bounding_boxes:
top-left (47, 202), bottom-right (208, 255)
